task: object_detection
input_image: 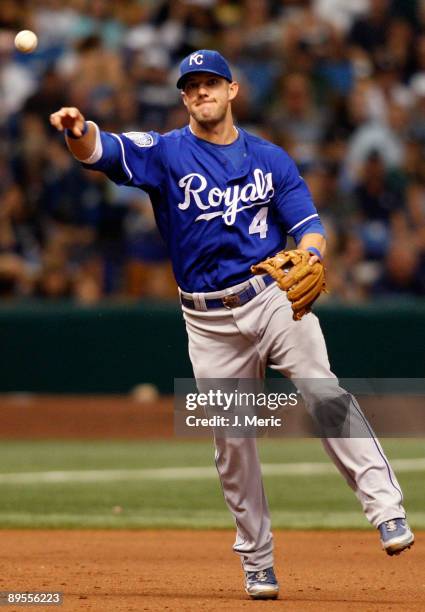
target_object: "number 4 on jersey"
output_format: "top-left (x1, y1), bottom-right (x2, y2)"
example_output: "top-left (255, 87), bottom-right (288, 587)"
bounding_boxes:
top-left (249, 206), bottom-right (269, 239)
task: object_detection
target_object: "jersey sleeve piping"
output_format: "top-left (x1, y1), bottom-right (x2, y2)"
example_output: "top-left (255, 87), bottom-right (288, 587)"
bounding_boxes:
top-left (111, 133), bottom-right (133, 182)
top-left (287, 213), bottom-right (319, 234)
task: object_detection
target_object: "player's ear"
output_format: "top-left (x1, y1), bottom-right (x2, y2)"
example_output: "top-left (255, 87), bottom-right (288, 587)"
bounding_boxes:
top-left (228, 81), bottom-right (239, 101)
top-left (181, 90), bottom-right (188, 108)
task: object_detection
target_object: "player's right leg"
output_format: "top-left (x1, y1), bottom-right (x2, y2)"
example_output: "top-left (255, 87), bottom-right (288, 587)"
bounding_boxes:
top-left (182, 306), bottom-right (277, 595)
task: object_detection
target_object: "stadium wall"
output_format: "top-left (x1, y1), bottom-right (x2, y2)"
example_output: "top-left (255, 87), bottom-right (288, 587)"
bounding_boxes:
top-left (1, 301), bottom-right (424, 393)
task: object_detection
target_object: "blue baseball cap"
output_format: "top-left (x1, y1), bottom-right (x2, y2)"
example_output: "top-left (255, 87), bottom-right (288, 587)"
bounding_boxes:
top-left (176, 50), bottom-right (232, 89)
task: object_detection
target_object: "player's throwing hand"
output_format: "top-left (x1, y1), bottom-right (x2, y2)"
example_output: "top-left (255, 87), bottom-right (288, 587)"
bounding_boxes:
top-left (49, 107), bottom-right (86, 138)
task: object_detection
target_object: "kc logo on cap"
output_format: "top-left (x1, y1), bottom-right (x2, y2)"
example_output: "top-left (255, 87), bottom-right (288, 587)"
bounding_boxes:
top-left (189, 53), bottom-right (204, 66)
top-left (176, 49), bottom-right (233, 89)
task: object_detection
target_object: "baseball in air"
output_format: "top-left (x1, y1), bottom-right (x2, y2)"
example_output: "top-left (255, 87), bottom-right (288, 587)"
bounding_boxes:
top-left (14, 30), bottom-right (38, 54)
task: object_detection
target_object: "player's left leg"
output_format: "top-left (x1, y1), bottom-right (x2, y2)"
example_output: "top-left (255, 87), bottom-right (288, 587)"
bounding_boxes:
top-left (254, 285), bottom-right (413, 552)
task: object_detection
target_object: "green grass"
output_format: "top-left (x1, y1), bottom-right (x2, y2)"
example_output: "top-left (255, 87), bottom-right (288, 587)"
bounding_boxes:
top-left (0, 439), bottom-right (423, 529)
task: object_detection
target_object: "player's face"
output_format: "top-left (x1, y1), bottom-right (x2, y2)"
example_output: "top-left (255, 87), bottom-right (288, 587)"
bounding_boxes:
top-left (181, 74), bottom-right (238, 126)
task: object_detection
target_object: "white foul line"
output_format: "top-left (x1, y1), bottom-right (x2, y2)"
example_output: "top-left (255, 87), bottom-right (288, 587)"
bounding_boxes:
top-left (0, 458), bottom-right (423, 484)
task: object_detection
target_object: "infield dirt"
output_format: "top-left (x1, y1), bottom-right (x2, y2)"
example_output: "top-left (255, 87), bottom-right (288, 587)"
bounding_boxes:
top-left (0, 529), bottom-right (423, 611)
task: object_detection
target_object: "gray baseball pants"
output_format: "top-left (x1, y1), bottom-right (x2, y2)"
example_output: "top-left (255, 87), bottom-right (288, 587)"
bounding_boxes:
top-left (182, 281), bottom-right (406, 571)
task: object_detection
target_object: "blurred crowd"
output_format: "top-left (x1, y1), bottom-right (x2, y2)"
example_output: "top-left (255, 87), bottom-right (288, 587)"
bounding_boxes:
top-left (1, 0), bottom-right (425, 304)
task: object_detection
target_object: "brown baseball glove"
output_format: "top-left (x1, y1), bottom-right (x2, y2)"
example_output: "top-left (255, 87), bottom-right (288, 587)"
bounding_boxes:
top-left (251, 249), bottom-right (327, 321)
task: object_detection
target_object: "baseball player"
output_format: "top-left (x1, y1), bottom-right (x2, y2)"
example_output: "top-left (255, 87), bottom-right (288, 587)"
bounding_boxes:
top-left (50, 50), bottom-right (414, 601)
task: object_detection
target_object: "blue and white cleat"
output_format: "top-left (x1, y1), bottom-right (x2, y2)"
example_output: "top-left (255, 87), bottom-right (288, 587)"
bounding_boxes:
top-left (245, 567), bottom-right (279, 600)
top-left (379, 518), bottom-right (415, 556)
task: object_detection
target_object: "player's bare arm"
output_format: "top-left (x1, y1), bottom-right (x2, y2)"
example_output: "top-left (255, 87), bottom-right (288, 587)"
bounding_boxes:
top-left (297, 232), bottom-right (326, 264)
top-left (49, 107), bottom-right (96, 160)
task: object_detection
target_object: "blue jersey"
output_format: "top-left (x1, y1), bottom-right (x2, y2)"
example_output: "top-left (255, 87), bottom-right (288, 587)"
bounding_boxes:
top-left (84, 125), bottom-right (324, 292)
